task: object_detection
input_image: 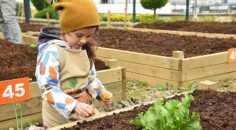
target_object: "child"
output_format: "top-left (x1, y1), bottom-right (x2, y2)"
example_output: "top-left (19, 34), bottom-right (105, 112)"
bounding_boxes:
top-left (35, 0), bottom-right (112, 128)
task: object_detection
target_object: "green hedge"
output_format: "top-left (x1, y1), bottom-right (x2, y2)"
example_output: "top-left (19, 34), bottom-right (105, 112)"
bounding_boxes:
top-left (100, 13), bottom-right (164, 23)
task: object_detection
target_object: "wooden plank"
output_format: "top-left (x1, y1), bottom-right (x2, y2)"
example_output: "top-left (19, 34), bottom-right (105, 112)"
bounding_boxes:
top-left (22, 34), bottom-right (38, 45)
top-left (182, 71), bottom-right (236, 87)
top-left (0, 32), bottom-right (3, 39)
top-left (48, 105), bottom-right (139, 130)
top-left (106, 59), bottom-right (118, 68)
top-left (105, 82), bottom-right (122, 96)
top-left (121, 67), bottom-right (127, 100)
top-left (49, 91), bottom-right (190, 130)
top-left (182, 62), bottom-right (236, 81)
top-left (29, 18), bottom-right (59, 26)
top-left (182, 52), bottom-right (227, 70)
top-left (198, 80), bottom-right (218, 90)
top-left (126, 72), bottom-right (179, 90)
top-left (29, 67), bottom-right (124, 94)
top-left (97, 47), bottom-right (180, 70)
top-left (97, 67), bottom-right (123, 84)
top-left (29, 82), bottom-right (41, 98)
top-left (0, 97), bottom-right (41, 122)
top-left (118, 60), bottom-right (180, 81)
top-left (25, 31), bottom-right (39, 36)
top-left (96, 57), bottom-right (109, 61)
top-left (0, 112), bottom-right (42, 130)
top-left (173, 51), bottom-right (184, 59)
top-left (127, 27), bottom-right (236, 39)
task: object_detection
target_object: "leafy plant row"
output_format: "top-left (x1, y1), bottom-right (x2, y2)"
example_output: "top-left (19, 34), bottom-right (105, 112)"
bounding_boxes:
top-left (131, 95), bottom-right (202, 130)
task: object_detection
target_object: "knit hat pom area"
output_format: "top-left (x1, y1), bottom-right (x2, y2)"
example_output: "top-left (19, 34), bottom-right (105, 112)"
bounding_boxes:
top-left (52, 0), bottom-right (100, 33)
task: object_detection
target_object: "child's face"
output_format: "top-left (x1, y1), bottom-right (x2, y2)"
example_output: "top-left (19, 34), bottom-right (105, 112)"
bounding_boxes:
top-left (64, 27), bottom-right (96, 50)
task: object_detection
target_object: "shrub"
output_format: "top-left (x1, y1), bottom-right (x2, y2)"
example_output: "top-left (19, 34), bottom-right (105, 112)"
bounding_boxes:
top-left (34, 5), bottom-right (58, 19)
top-left (137, 14), bottom-right (165, 23)
top-left (140, 0), bottom-right (168, 18)
top-left (100, 13), bottom-right (164, 23)
top-left (31, 0), bottom-right (50, 11)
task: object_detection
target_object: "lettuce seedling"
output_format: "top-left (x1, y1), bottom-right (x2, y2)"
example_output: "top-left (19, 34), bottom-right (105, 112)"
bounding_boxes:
top-left (131, 95), bottom-right (202, 130)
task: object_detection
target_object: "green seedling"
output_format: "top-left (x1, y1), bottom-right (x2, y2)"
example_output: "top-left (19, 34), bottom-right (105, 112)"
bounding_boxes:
top-left (179, 82), bottom-right (198, 91)
top-left (30, 43), bottom-right (37, 49)
top-left (11, 102), bottom-right (24, 130)
top-left (154, 82), bottom-right (171, 91)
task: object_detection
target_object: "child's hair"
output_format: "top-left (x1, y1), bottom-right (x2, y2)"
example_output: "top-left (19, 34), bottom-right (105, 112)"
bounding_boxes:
top-left (83, 38), bottom-right (98, 69)
top-left (82, 38), bottom-right (97, 60)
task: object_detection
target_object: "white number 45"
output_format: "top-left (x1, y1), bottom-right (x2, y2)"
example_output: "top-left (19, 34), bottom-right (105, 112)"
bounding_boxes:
top-left (2, 83), bottom-right (25, 98)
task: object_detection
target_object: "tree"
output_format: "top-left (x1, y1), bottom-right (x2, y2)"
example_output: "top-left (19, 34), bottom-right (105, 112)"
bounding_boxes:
top-left (140, 0), bottom-right (168, 18)
top-left (31, 0), bottom-right (50, 11)
top-left (31, 0), bottom-right (58, 19)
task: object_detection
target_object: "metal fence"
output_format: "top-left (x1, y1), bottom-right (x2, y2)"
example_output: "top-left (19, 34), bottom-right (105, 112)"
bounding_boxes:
top-left (169, 0), bottom-right (236, 14)
top-left (95, 0), bottom-right (236, 14)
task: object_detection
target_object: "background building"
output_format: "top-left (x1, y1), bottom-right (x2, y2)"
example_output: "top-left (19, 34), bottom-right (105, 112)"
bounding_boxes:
top-left (93, 0), bottom-right (236, 14)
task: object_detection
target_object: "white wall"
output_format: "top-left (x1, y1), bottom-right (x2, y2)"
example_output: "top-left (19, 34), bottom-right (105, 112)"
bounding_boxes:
top-left (95, 3), bottom-right (173, 14)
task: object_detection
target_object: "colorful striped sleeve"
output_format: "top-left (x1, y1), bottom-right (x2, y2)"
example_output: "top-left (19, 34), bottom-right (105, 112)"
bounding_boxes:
top-left (86, 62), bottom-right (108, 100)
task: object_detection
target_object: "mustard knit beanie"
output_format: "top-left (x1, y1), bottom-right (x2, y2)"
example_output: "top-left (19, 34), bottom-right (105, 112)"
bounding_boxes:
top-left (53, 0), bottom-right (100, 33)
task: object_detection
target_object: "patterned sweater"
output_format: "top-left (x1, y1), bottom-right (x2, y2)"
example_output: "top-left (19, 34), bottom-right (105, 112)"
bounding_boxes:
top-left (35, 40), bottom-right (106, 119)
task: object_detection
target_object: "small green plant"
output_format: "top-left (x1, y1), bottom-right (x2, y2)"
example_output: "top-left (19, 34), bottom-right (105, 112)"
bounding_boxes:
top-left (30, 43), bottom-right (37, 49)
top-left (179, 82), bottom-right (198, 91)
top-left (12, 102), bottom-right (24, 130)
top-left (131, 95), bottom-right (202, 130)
top-left (154, 82), bottom-right (171, 91)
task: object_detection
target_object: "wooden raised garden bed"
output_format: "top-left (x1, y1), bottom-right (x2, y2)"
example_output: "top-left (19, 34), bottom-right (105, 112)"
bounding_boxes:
top-left (128, 27), bottom-right (236, 40)
top-left (97, 47), bottom-right (235, 89)
top-left (49, 90), bottom-right (236, 130)
top-left (0, 66), bottom-right (126, 130)
top-left (18, 28), bottom-right (236, 89)
top-left (0, 39), bottom-right (126, 130)
top-left (134, 22), bottom-right (236, 39)
top-left (94, 28), bottom-right (236, 89)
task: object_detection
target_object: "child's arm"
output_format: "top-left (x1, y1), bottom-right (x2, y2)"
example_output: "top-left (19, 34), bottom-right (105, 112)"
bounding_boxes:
top-left (35, 44), bottom-right (77, 119)
top-left (86, 62), bottom-right (113, 105)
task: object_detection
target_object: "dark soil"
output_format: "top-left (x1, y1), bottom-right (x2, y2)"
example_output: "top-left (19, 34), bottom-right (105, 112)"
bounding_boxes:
top-left (0, 39), bottom-right (108, 81)
top-left (18, 23), bottom-right (236, 57)
top-left (19, 23), bottom-right (236, 58)
top-left (62, 90), bottom-right (236, 130)
top-left (135, 22), bottom-right (236, 34)
top-left (20, 23), bottom-right (44, 32)
top-left (0, 39), bottom-right (37, 81)
top-left (94, 29), bottom-right (236, 57)
top-left (94, 58), bottom-right (110, 70)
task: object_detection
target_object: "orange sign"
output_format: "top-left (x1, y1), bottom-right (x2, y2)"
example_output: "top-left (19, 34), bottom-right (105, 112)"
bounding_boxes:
top-left (228, 48), bottom-right (236, 63)
top-left (0, 77), bottom-right (29, 105)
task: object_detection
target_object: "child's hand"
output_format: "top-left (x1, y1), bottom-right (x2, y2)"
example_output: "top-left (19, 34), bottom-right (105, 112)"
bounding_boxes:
top-left (74, 102), bottom-right (95, 119)
top-left (100, 90), bottom-right (113, 106)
